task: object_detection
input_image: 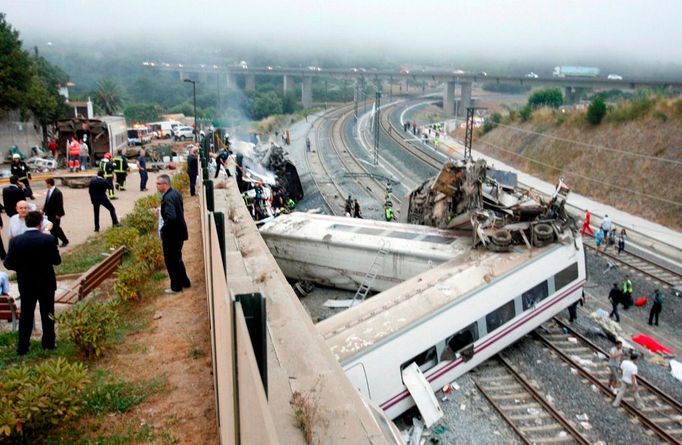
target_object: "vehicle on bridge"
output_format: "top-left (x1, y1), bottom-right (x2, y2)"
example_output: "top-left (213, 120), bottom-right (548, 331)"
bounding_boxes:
top-left (553, 66), bottom-right (600, 78)
top-left (526, 72), bottom-right (539, 78)
top-left (607, 73), bottom-right (623, 80)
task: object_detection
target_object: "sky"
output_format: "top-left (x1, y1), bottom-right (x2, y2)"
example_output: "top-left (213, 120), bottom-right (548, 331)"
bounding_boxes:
top-left (3, 0), bottom-right (682, 67)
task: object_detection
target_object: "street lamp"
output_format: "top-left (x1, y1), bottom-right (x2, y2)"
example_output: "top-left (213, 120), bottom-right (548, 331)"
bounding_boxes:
top-left (184, 78), bottom-right (198, 142)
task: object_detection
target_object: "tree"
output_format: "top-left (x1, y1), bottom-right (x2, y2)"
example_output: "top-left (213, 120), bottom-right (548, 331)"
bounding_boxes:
top-left (528, 88), bottom-right (564, 109)
top-left (0, 13), bottom-right (33, 111)
top-left (586, 95), bottom-right (607, 125)
top-left (26, 55), bottom-right (70, 141)
top-left (519, 105), bottom-right (533, 122)
top-left (93, 79), bottom-right (124, 115)
top-left (123, 103), bottom-right (162, 123)
top-left (247, 91), bottom-right (283, 120)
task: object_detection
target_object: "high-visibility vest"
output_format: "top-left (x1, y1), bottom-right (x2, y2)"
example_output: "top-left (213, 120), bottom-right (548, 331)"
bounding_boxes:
top-left (99, 160), bottom-right (114, 177)
top-left (385, 207), bottom-right (394, 221)
top-left (69, 140), bottom-right (80, 157)
top-left (623, 279), bottom-right (632, 294)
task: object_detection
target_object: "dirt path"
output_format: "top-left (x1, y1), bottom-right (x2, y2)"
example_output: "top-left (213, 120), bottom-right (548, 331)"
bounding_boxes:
top-left (97, 194), bottom-right (218, 444)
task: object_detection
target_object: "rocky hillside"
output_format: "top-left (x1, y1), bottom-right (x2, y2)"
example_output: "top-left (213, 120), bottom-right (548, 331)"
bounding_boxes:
top-left (474, 97), bottom-right (682, 231)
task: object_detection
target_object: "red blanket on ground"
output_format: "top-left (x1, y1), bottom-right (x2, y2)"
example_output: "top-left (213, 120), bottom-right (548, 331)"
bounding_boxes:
top-left (632, 334), bottom-right (673, 355)
top-left (634, 297), bottom-right (648, 307)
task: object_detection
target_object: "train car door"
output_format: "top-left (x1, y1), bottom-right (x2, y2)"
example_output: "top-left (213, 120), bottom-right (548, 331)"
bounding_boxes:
top-left (345, 362), bottom-right (371, 399)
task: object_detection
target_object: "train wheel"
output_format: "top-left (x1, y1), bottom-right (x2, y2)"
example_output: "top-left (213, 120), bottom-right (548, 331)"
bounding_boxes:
top-left (492, 229), bottom-right (512, 246)
top-left (534, 223), bottom-right (553, 240)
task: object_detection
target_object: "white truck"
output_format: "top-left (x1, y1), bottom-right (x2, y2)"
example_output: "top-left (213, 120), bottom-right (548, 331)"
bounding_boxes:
top-left (552, 66), bottom-right (600, 78)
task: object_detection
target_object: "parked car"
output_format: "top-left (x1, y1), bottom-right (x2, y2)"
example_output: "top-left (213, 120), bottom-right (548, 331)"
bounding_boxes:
top-left (607, 74), bottom-right (623, 80)
top-left (526, 72), bottom-right (539, 78)
top-left (173, 126), bottom-right (194, 141)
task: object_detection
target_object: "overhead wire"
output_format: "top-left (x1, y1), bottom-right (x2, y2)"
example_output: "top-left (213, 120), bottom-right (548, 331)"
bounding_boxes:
top-left (488, 121), bottom-right (682, 166)
top-left (475, 139), bottom-right (682, 207)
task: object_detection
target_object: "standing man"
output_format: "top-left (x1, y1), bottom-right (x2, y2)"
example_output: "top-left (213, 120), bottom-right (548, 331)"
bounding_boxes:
top-left (79, 138), bottom-right (89, 170)
top-left (113, 149), bottom-right (129, 191)
top-left (608, 283), bottom-right (622, 322)
top-left (305, 137), bottom-right (311, 152)
top-left (137, 149), bottom-right (149, 191)
top-left (580, 210), bottom-right (594, 236)
top-left (8, 200), bottom-right (51, 239)
top-left (601, 214), bottom-right (612, 241)
top-left (156, 174), bottom-right (190, 294)
top-left (43, 178), bottom-right (69, 247)
top-left (214, 146), bottom-right (229, 178)
top-left (88, 170), bottom-right (119, 232)
top-left (10, 153), bottom-right (34, 199)
top-left (47, 138), bottom-right (58, 159)
top-left (68, 135), bottom-right (80, 172)
top-left (4, 211), bottom-right (61, 355)
top-left (353, 198), bottom-right (362, 218)
top-left (612, 353), bottom-right (644, 409)
top-left (187, 146), bottom-right (198, 196)
top-left (622, 275), bottom-right (633, 309)
top-left (3, 176), bottom-right (29, 217)
top-left (607, 341), bottom-right (624, 393)
top-left (648, 289), bottom-right (664, 326)
top-left (99, 153), bottom-right (117, 199)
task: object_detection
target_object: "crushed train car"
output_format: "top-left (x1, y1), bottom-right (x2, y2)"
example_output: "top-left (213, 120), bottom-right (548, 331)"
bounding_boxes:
top-left (405, 159), bottom-right (577, 252)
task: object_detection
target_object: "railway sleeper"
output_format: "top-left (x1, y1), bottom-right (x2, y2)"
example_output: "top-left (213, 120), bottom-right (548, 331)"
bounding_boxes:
top-left (640, 405), bottom-right (675, 412)
top-left (477, 375), bottom-right (515, 383)
top-left (650, 417), bottom-right (682, 424)
top-left (499, 403), bottom-right (543, 411)
top-left (528, 435), bottom-right (578, 443)
top-left (519, 423), bottom-right (564, 432)
top-left (492, 393), bottom-right (532, 400)
top-left (484, 383), bottom-right (524, 392)
top-left (508, 412), bottom-right (551, 421)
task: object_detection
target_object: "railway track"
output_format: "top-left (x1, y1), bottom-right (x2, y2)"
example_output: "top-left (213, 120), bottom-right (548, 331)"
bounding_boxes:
top-left (536, 318), bottom-right (682, 444)
top-left (584, 239), bottom-right (682, 290)
top-left (475, 355), bottom-right (591, 444)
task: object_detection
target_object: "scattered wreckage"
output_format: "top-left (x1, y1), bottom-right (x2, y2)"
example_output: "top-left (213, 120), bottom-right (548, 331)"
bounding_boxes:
top-left (405, 159), bottom-right (578, 251)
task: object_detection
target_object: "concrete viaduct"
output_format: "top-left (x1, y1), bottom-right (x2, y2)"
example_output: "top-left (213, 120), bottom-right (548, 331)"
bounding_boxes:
top-left (149, 63), bottom-right (682, 115)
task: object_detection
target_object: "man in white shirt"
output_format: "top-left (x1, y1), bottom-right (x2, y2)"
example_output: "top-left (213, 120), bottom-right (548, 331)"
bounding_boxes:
top-left (608, 341), bottom-right (624, 392)
top-left (8, 201), bottom-right (52, 239)
top-left (612, 353), bottom-right (644, 408)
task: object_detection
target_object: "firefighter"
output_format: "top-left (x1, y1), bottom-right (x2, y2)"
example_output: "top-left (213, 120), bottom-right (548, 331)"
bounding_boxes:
top-left (98, 153), bottom-right (117, 199)
top-left (384, 201), bottom-right (394, 222)
top-left (113, 149), bottom-right (129, 191)
top-left (10, 153), bottom-right (34, 199)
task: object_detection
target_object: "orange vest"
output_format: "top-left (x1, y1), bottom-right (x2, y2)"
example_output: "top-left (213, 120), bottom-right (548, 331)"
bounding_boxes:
top-left (69, 140), bottom-right (80, 156)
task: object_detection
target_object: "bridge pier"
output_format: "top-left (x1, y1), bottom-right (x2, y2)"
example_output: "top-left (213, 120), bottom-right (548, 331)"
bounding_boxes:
top-left (179, 71), bottom-right (185, 81)
top-left (564, 86), bottom-right (587, 104)
top-left (245, 74), bottom-right (256, 91)
top-left (302, 76), bottom-right (313, 109)
top-left (227, 73), bottom-right (239, 91)
top-left (283, 75), bottom-right (295, 93)
top-left (443, 81), bottom-right (455, 115)
top-left (459, 82), bottom-right (472, 116)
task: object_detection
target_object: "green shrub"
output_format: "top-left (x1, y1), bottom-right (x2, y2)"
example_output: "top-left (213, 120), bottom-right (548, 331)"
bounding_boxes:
top-left (114, 262), bottom-right (147, 301)
top-left (519, 105), bottom-right (533, 122)
top-left (586, 95), bottom-right (607, 125)
top-left (0, 358), bottom-right (89, 440)
top-left (606, 96), bottom-right (655, 123)
top-left (132, 234), bottom-right (164, 271)
top-left (55, 299), bottom-right (120, 359)
top-left (134, 194), bottom-right (161, 211)
top-left (528, 88), bottom-right (563, 109)
top-left (171, 171), bottom-right (189, 194)
top-left (654, 110), bottom-right (668, 122)
top-left (104, 226), bottom-right (140, 251)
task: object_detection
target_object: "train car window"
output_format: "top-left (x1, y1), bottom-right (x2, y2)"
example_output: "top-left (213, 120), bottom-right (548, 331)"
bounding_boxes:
top-left (421, 235), bottom-right (456, 245)
top-left (521, 281), bottom-right (549, 310)
top-left (485, 300), bottom-right (516, 333)
top-left (554, 263), bottom-right (579, 291)
top-left (442, 322), bottom-right (479, 362)
top-left (387, 231), bottom-right (418, 240)
top-left (400, 346), bottom-right (438, 375)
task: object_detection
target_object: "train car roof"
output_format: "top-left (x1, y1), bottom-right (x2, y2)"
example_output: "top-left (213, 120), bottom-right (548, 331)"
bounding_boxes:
top-left (260, 212), bottom-right (470, 255)
top-left (317, 241), bottom-right (559, 363)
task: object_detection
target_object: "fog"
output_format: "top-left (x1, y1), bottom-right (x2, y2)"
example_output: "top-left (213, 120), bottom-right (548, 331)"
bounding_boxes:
top-left (3, 0), bottom-right (682, 71)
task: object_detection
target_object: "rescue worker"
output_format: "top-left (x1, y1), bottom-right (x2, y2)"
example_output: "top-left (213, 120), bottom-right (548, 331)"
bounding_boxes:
top-left (622, 275), bottom-right (633, 309)
top-left (68, 135), bottom-right (80, 172)
top-left (113, 149), bottom-right (129, 191)
top-left (385, 202), bottom-right (394, 222)
top-left (10, 154), bottom-right (34, 199)
top-left (98, 153), bottom-right (117, 200)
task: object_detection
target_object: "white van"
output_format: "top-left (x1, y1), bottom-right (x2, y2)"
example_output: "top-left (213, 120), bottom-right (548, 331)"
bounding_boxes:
top-left (148, 121), bottom-right (175, 139)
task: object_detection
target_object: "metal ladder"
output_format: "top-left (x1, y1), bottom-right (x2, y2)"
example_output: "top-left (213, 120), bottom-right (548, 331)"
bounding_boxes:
top-left (351, 240), bottom-right (389, 307)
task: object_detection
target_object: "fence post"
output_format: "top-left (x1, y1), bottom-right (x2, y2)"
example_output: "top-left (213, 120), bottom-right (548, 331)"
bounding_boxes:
top-left (235, 292), bottom-right (268, 396)
top-left (204, 179), bottom-right (214, 212)
top-left (213, 211), bottom-right (226, 275)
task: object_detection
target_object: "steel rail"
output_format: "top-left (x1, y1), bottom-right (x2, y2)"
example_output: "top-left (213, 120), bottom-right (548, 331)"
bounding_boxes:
top-left (535, 318), bottom-right (682, 444)
top-left (475, 355), bottom-right (591, 445)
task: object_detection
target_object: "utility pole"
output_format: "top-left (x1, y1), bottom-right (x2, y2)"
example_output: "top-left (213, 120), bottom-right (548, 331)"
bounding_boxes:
top-left (184, 79), bottom-right (198, 142)
top-left (464, 107), bottom-right (486, 160)
top-left (373, 92), bottom-right (381, 165)
top-left (353, 82), bottom-right (358, 121)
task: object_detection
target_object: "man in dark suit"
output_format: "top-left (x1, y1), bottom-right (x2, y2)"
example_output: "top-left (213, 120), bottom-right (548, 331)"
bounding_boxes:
top-left (156, 174), bottom-right (190, 293)
top-left (3, 175), bottom-right (29, 217)
top-left (4, 211), bottom-right (61, 355)
top-left (89, 170), bottom-right (119, 232)
top-left (43, 178), bottom-right (69, 247)
top-left (187, 146), bottom-right (199, 196)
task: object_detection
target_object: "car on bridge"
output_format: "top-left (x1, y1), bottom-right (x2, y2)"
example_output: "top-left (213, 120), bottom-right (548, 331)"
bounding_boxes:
top-left (526, 72), bottom-right (539, 78)
top-left (607, 74), bottom-right (623, 80)
top-left (239, 61), bottom-right (248, 69)
top-left (453, 69), bottom-right (465, 75)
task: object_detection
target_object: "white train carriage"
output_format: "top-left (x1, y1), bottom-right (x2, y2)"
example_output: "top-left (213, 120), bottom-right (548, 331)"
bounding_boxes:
top-left (317, 236), bottom-right (585, 419)
top-left (259, 212), bottom-right (466, 292)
